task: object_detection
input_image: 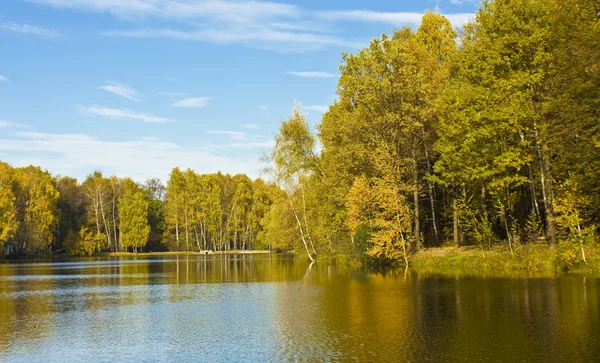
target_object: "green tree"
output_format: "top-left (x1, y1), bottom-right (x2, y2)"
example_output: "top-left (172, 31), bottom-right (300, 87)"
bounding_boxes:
top-left (54, 176), bottom-right (85, 253)
top-left (82, 172), bottom-right (112, 250)
top-left (142, 178), bottom-right (167, 251)
top-left (13, 166), bottom-right (59, 254)
top-left (119, 181), bottom-right (150, 253)
top-left (0, 162), bottom-right (16, 250)
top-left (267, 104), bottom-right (319, 261)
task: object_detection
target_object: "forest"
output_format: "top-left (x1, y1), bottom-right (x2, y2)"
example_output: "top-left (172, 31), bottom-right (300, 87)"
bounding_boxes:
top-left (1, 0), bottom-right (599, 269)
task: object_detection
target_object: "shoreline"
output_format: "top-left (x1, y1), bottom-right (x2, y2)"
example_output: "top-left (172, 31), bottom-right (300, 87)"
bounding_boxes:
top-left (410, 245), bottom-right (600, 277)
top-left (3, 247), bottom-right (599, 278)
top-left (106, 250), bottom-right (273, 257)
top-left (0, 250), bottom-right (277, 261)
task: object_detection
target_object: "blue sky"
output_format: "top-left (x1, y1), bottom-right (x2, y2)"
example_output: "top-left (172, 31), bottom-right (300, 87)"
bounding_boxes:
top-left (0, 0), bottom-right (479, 182)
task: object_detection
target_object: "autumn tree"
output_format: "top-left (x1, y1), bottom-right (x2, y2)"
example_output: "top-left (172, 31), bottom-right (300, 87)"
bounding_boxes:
top-left (267, 104), bottom-right (319, 261)
top-left (119, 180), bottom-right (150, 253)
top-left (13, 166), bottom-right (59, 254)
top-left (0, 162), bottom-right (16, 253)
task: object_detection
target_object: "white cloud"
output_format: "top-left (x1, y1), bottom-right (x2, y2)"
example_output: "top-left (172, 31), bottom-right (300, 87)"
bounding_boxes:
top-left (0, 22), bottom-right (59, 37)
top-left (303, 105), bottom-right (329, 113)
top-left (204, 130), bottom-right (275, 149)
top-left (24, 0), bottom-right (472, 52)
top-left (0, 131), bottom-right (262, 181)
top-left (449, 0), bottom-right (479, 5)
top-left (158, 91), bottom-right (191, 97)
top-left (137, 136), bottom-right (159, 142)
top-left (28, 0), bottom-right (356, 52)
top-left (206, 130), bottom-right (246, 140)
top-left (317, 10), bottom-right (474, 28)
top-left (0, 120), bottom-right (30, 128)
top-left (0, 75), bottom-right (9, 82)
top-left (319, 10), bottom-right (421, 24)
top-left (100, 82), bottom-right (140, 102)
top-left (172, 97), bottom-right (210, 108)
top-left (442, 14), bottom-right (475, 27)
top-left (79, 105), bottom-right (174, 123)
top-left (104, 28), bottom-right (354, 52)
top-left (287, 71), bottom-right (336, 78)
top-left (26, 0), bottom-right (300, 21)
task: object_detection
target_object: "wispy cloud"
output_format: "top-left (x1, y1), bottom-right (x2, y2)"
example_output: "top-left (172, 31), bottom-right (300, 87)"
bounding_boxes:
top-left (0, 75), bottom-right (8, 83)
top-left (304, 105), bottom-right (329, 113)
top-left (0, 120), bottom-right (30, 128)
top-left (0, 131), bottom-right (261, 181)
top-left (449, 0), bottom-right (479, 5)
top-left (206, 130), bottom-right (246, 140)
top-left (172, 97), bottom-right (210, 108)
top-left (80, 105), bottom-right (174, 123)
top-left (27, 0), bottom-right (357, 52)
top-left (0, 21), bottom-right (59, 37)
top-left (25, 0), bottom-right (473, 52)
top-left (287, 71), bottom-right (336, 78)
top-left (159, 91), bottom-right (191, 97)
top-left (100, 82), bottom-right (140, 102)
top-left (104, 28), bottom-right (354, 52)
top-left (204, 130), bottom-right (274, 149)
top-left (26, 0), bottom-right (300, 21)
top-left (317, 10), bottom-right (473, 27)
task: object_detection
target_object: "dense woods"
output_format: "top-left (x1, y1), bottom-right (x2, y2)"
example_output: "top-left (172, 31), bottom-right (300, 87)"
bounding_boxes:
top-left (1, 0), bottom-right (599, 268)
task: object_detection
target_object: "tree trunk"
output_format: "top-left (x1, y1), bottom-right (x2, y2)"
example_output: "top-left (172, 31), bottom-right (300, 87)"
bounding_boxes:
top-left (535, 126), bottom-right (557, 246)
top-left (287, 193), bottom-right (314, 262)
top-left (184, 209), bottom-right (189, 252)
top-left (175, 221), bottom-right (180, 251)
top-left (423, 139), bottom-right (439, 242)
top-left (300, 184), bottom-right (317, 255)
top-left (481, 184), bottom-right (491, 249)
top-left (527, 165), bottom-right (541, 220)
top-left (504, 208), bottom-right (514, 257)
top-left (412, 155), bottom-right (420, 250)
top-left (99, 193), bottom-right (112, 250)
top-left (453, 197), bottom-right (459, 248)
top-left (201, 221), bottom-right (207, 251)
top-left (542, 145), bottom-right (558, 246)
top-left (111, 192), bottom-right (119, 252)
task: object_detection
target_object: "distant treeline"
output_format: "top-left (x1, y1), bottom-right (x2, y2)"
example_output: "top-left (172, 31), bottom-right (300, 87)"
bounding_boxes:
top-left (1, 0), bottom-right (599, 267)
top-left (0, 164), bottom-right (284, 256)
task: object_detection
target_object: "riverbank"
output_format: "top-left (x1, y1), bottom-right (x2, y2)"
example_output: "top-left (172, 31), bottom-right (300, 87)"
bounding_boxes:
top-left (0, 250), bottom-right (275, 261)
top-left (411, 245), bottom-right (600, 277)
top-left (105, 250), bottom-right (273, 257)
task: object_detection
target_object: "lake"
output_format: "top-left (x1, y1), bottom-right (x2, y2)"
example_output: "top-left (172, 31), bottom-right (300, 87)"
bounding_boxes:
top-left (0, 254), bottom-right (599, 362)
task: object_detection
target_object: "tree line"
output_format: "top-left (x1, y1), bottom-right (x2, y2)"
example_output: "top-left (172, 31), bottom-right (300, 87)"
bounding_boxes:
top-left (0, 162), bottom-right (283, 256)
top-left (1, 0), bottom-right (599, 265)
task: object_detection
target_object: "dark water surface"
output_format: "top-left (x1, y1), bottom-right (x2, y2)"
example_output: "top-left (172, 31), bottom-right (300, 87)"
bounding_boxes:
top-left (0, 254), bottom-right (599, 362)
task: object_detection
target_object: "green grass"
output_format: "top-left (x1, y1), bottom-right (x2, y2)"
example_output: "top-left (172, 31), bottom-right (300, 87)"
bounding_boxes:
top-left (410, 244), bottom-right (600, 277)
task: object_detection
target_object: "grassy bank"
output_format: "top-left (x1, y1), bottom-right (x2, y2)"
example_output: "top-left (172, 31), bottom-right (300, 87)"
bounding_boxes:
top-left (411, 245), bottom-right (600, 277)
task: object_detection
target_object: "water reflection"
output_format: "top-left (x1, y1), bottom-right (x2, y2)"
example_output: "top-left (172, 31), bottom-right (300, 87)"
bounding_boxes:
top-left (0, 255), bottom-right (598, 362)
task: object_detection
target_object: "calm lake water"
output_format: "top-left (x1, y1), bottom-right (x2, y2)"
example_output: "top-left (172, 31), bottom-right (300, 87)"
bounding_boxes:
top-left (0, 254), bottom-right (599, 362)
